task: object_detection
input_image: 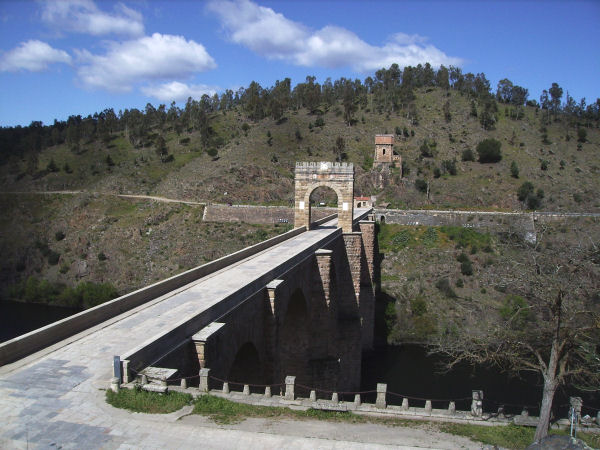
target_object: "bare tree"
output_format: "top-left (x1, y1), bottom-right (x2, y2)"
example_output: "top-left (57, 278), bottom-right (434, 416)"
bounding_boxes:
top-left (431, 225), bottom-right (600, 442)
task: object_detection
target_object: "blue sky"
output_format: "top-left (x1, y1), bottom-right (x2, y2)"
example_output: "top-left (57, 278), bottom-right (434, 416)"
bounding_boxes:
top-left (0, 0), bottom-right (598, 126)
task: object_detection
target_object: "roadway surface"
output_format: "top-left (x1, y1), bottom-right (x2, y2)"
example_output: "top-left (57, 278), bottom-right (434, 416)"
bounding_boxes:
top-left (0, 209), bottom-right (479, 449)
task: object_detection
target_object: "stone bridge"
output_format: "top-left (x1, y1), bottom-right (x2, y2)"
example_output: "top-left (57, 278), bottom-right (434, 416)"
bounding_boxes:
top-left (0, 162), bottom-right (380, 448)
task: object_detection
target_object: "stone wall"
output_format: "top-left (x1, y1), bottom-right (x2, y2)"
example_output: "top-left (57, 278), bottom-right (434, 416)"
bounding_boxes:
top-left (294, 162), bottom-right (355, 233)
top-left (203, 204), bottom-right (335, 225)
top-left (375, 208), bottom-right (536, 237)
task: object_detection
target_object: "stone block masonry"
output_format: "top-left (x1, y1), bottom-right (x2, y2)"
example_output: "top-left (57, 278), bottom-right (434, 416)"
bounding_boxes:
top-left (294, 162), bottom-right (354, 233)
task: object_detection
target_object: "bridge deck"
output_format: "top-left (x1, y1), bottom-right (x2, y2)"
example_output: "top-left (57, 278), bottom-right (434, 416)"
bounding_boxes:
top-left (0, 209), bottom-right (371, 449)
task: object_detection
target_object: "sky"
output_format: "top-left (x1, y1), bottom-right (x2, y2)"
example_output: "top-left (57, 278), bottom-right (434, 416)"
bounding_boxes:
top-left (0, 0), bottom-right (598, 127)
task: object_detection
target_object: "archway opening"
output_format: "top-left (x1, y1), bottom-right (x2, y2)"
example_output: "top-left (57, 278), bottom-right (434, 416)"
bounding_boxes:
top-left (309, 185), bottom-right (338, 228)
top-left (279, 289), bottom-right (310, 390)
top-left (228, 342), bottom-right (262, 389)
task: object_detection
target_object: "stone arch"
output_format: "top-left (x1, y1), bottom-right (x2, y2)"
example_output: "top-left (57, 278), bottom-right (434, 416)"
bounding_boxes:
top-left (228, 341), bottom-right (263, 386)
top-left (278, 288), bottom-right (310, 386)
top-left (380, 215), bottom-right (386, 224)
top-left (294, 162), bottom-right (354, 233)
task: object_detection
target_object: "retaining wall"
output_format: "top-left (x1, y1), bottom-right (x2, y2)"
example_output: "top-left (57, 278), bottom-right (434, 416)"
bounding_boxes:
top-left (203, 204), bottom-right (336, 225)
top-left (375, 209), bottom-right (536, 236)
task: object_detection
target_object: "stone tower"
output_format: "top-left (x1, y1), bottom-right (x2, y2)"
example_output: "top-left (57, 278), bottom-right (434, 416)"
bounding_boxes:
top-left (373, 134), bottom-right (401, 175)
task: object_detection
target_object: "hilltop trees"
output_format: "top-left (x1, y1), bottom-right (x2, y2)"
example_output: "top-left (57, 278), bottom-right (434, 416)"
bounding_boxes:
top-left (476, 138), bottom-right (502, 163)
top-left (0, 63), bottom-right (598, 173)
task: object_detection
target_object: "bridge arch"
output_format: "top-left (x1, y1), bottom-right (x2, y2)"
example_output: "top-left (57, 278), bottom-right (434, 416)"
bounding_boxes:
top-left (294, 162), bottom-right (354, 232)
top-left (278, 288), bottom-right (310, 386)
top-left (228, 341), bottom-right (263, 387)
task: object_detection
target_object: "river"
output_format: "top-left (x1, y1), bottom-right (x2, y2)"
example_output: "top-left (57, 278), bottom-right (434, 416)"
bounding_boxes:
top-left (0, 300), bottom-right (80, 344)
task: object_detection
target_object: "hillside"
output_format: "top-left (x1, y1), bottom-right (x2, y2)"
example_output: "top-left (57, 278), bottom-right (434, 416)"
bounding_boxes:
top-left (1, 87), bottom-right (599, 212)
top-left (1, 66), bottom-right (599, 307)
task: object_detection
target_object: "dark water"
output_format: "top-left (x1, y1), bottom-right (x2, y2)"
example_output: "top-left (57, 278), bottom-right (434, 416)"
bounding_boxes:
top-left (361, 344), bottom-right (600, 418)
top-left (0, 300), bottom-right (80, 343)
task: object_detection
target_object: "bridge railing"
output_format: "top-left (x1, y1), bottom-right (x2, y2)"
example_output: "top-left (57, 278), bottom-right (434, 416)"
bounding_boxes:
top-left (0, 225), bottom-right (309, 366)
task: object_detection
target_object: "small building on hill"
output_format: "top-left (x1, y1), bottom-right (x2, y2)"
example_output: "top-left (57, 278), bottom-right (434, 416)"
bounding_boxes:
top-left (354, 196), bottom-right (373, 209)
top-left (374, 135), bottom-right (401, 173)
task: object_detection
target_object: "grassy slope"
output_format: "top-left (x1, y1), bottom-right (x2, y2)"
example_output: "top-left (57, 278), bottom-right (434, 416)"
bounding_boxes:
top-left (378, 219), bottom-right (600, 344)
top-left (0, 87), bottom-right (598, 302)
top-left (1, 88), bottom-right (598, 210)
top-left (0, 193), bottom-right (290, 299)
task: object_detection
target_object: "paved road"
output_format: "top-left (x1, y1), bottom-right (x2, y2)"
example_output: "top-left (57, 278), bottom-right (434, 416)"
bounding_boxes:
top-left (1, 210), bottom-right (482, 449)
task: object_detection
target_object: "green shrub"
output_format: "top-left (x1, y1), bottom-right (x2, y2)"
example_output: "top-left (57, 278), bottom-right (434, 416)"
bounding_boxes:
top-left (47, 250), bottom-right (60, 265)
top-left (457, 252), bottom-right (470, 263)
top-left (517, 182), bottom-right (534, 201)
top-left (391, 230), bottom-right (412, 249)
top-left (461, 149), bottom-right (475, 162)
top-left (461, 260), bottom-right (473, 276)
top-left (98, 252), bottom-right (107, 261)
top-left (441, 159), bottom-right (457, 175)
top-left (577, 127), bottom-right (587, 143)
top-left (435, 278), bottom-right (457, 298)
top-left (540, 160), bottom-right (548, 171)
top-left (455, 278), bottom-right (464, 288)
top-left (510, 161), bottom-right (519, 178)
top-left (415, 179), bottom-right (428, 193)
top-left (46, 158), bottom-right (59, 172)
top-left (422, 227), bottom-right (438, 246)
top-left (476, 138), bottom-right (502, 163)
top-left (410, 296), bottom-right (427, 316)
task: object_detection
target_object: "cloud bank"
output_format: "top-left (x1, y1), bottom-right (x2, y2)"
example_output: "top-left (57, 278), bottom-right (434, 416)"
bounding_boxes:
top-left (76, 33), bottom-right (217, 92)
top-left (0, 40), bottom-right (71, 72)
top-left (41, 0), bottom-right (144, 37)
top-left (208, 0), bottom-right (462, 71)
top-left (141, 81), bottom-right (218, 102)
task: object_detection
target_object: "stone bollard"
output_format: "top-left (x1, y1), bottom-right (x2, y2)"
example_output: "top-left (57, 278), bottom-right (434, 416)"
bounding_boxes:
top-left (110, 377), bottom-right (120, 393)
top-left (222, 382), bottom-right (230, 394)
top-left (309, 390), bottom-right (316, 402)
top-left (331, 393), bottom-right (339, 404)
top-left (401, 398), bottom-right (409, 411)
top-left (122, 360), bottom-right (130, 384)
top-left (243, 385), bottom-right (250, 396)
top-left (448, 401), bottom-right (456, 415)
top-left (284, 376), bottom-right (296, 400)
top-left (521, 408), bottom-right (529, 417)
top-left (141, 374), bottom-right (148, 385)
top-left (354, 394), bottom-right (361, 407)
top-left (497, 405), bottom-right (505, 419)
top-left (264, 386), bottom-right (271, 398)
top-left (471, 390), bottom-right (483, 418)
top-left (376, 383), bottom-right (387, 409)
top-left (199, 368), bottom-right (210, 393)
top-left (180, 378), bottom-right (187, 389)
top-left (425, 400), bottom-right (432, 413)
top-left (570, 397), bottom-right (583, 422)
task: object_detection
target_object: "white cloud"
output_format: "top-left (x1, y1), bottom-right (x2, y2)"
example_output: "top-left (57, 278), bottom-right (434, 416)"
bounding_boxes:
top-left (41, 0), bottom-right (144, 37)
top-left (0, 40), bottom-right (71, 72)
top-left (76, 33), bottom-right (217, 92)
top-left (141, 81), bottom-right (218, 102)
top-left (208, 0), bottom-right (462, 71)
